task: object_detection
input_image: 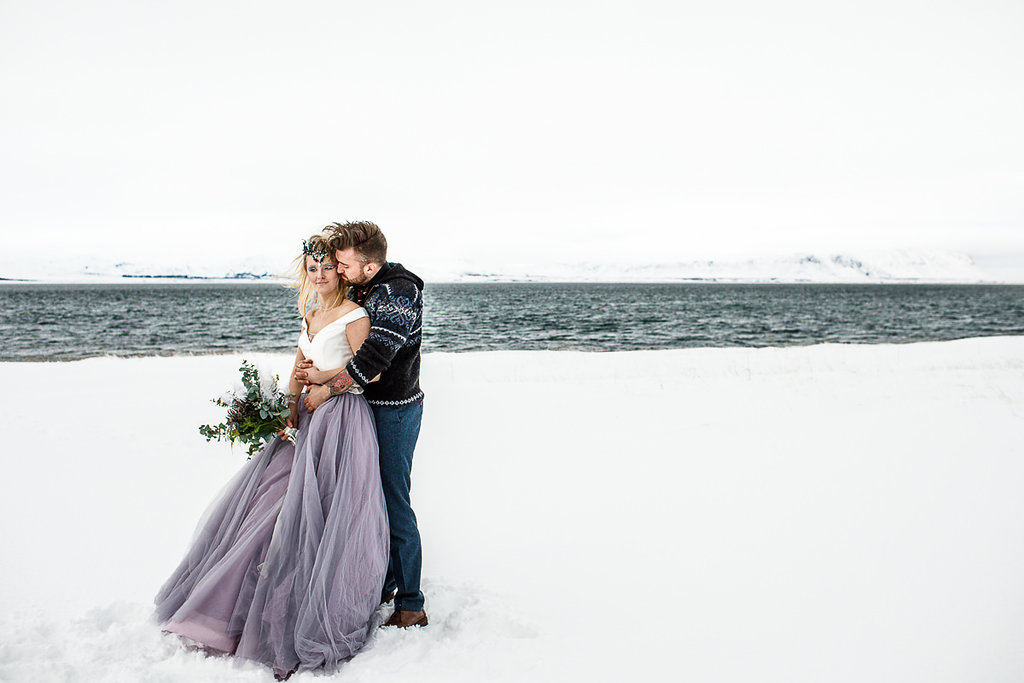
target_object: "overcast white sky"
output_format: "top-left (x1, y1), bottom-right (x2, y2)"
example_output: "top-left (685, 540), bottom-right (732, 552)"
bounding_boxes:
top-left (1, 0), bottom-right (1022, 273)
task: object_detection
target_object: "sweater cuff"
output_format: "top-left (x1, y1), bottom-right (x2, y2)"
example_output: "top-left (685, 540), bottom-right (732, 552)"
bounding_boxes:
top-left (346, 358), bottom-right (373, 388)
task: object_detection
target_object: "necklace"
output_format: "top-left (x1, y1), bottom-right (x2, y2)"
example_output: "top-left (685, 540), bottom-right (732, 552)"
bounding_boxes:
top-left (317, 293), bottom-right (344, 313)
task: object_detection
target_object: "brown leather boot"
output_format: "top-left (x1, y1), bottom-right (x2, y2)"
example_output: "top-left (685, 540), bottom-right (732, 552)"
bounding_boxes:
top-left (384, 609), bottom-right (428, 628)
top-left (380, 589), bottom-right (396, 605)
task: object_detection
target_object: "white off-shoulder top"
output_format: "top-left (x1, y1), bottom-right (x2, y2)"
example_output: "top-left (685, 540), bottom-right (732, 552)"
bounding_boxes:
top-left (298, 307), bottom-right (368, 395)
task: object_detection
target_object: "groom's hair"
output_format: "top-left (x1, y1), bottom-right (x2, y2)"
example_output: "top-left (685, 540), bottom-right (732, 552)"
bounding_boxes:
top-left (326, 221), bottom-right (388, 265)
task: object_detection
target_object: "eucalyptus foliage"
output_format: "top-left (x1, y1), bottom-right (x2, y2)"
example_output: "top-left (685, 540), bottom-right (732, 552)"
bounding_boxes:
top-left (199, 361), bottom-right (294, 458)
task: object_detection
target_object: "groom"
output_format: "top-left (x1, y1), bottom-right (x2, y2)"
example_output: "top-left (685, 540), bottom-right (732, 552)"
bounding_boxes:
top-left (302, 221), bottom-right (428, 628)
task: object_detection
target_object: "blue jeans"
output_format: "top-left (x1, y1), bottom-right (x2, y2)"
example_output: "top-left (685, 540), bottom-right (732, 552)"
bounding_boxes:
top-left (372, 400), bottom-right (425, 612)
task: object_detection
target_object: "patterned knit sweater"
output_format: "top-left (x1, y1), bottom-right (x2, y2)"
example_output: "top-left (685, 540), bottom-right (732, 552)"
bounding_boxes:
top-left (345, 263), bottom-right (425, 406)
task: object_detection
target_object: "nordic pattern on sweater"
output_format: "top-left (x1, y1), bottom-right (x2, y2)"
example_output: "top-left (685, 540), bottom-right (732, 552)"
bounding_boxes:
top-left (345, 272), bottom-right (424, 406)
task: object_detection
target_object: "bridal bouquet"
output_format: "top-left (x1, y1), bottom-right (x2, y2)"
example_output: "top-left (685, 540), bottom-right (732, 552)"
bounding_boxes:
top-left (199, 360), bottom-right (296, 458)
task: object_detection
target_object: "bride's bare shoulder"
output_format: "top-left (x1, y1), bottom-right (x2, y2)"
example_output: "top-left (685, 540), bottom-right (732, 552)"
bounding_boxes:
top-left (337, 300), bottom-right (361, 315)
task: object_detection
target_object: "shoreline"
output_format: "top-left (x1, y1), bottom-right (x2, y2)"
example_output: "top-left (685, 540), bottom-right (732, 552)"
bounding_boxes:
top-left (3, 334), bottom-right (1022, 365)
top-left (4, 278), bottom-right (1024, 286)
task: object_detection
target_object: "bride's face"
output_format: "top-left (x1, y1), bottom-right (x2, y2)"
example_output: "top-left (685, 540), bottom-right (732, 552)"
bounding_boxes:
top-left (306, 255), bottom-right (342, 297)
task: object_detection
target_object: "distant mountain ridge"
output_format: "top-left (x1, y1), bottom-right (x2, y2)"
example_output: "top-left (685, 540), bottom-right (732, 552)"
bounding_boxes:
top-left (426, 250), bottom-right (1021, 283)
top-left (82, 259), bottom-right (279, 281)
top-left (2, 250), bottom-right (1022, 283)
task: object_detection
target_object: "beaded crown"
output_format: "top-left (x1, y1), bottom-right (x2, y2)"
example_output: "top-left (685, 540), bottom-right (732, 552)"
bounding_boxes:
top-left (302, 237), bottom-right (332, 264)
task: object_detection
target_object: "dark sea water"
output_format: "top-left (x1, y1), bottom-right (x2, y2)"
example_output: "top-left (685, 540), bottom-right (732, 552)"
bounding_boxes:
top-left (1, 282), bottom-right (1022, 362)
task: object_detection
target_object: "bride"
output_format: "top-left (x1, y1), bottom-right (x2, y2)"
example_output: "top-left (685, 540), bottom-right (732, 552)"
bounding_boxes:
top-left (154, 231), bottom-right (389, 679)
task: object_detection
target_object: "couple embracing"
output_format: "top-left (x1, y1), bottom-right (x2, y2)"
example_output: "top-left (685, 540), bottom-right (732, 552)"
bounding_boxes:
top-left (154, 221), bottom-right (427, 679)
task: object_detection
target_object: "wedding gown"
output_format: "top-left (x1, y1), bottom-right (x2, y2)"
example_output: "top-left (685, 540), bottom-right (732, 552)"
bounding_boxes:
top-left (154, 307), bottom-right (389, 678)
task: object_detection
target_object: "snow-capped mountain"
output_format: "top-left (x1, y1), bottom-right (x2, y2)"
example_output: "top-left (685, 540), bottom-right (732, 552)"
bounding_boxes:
top-left (422, 250), bottom-right (1023, 283)
top-left (1, 250), bottom-right (1022, 283)
top-left (86, 262), bottom-right (277, 280)
top-left (0, 255), bottom-right (289, 283)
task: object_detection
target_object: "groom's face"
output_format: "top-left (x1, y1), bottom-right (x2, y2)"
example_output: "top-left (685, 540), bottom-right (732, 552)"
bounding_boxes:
top-left (335, 247), bottom-right (374, 285)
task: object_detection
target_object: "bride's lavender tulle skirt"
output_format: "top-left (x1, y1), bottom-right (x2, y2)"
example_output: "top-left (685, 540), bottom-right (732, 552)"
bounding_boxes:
top-left (154, 393), bottom-right (389, 677)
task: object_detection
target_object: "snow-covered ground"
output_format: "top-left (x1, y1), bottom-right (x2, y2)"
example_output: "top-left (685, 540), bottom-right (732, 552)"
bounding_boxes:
top-left (1, 340), bottom-right (1023, 682)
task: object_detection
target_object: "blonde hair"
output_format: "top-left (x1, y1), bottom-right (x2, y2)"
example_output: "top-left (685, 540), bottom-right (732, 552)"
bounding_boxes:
top-left (288, 231), bottom-right (349, 318)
